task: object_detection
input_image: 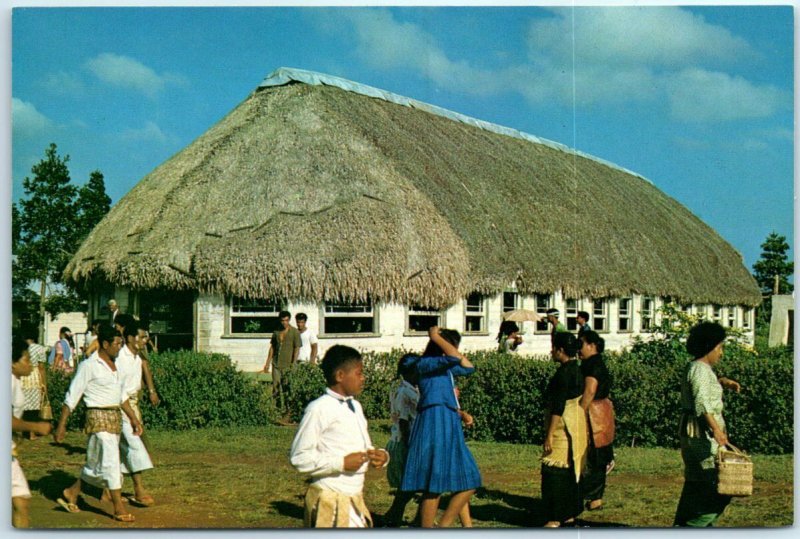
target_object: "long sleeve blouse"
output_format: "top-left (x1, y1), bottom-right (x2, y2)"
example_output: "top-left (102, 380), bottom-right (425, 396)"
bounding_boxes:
top-left (406, 355), bottom-right (475, 411)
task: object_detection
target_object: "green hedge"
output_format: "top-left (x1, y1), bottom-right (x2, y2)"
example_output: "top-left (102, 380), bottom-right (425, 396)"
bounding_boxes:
top-left (46, 351), bottom-right (276, 431)
top-left (47, 343), bottom-right (792, 454)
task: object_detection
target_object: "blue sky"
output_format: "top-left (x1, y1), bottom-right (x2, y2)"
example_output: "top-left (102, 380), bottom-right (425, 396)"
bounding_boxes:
top-left (10, 4), bottom-right (794, 271)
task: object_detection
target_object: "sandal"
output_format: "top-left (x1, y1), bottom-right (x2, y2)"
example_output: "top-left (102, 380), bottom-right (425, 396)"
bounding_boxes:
top-left (114, 513), bottom-right (136, 522)
top-left (586, 500), bottom-right (604, 511)
top-left (56, 497), bottom-right (81, 513)
top-left (128, 495), bottom-right (155, 507)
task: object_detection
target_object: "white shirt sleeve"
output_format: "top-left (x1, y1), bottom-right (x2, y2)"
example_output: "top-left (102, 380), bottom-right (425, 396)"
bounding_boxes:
top-left (289, 402), bottom-right (344, 477)
top-left (63, 360), bottom-right (92, 411)
top-left (309, 332), bottom-right (319, 345)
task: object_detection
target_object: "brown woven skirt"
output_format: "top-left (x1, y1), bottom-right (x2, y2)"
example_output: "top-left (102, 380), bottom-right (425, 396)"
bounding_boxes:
top-left (85, 408), bottom-right (122, 435)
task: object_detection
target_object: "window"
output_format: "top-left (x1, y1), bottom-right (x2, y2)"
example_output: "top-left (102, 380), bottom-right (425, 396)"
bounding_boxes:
top-left (618, 298), bottom-right (632, 332)
top-left (727, 306), bottom-right (737, 328)
top-left (229, 297), bottom-right (283, 335)
top-left (535, 294), bottom-right (552, 333)
top-left (464, 293), bottom-right (487, 333)
top-left (565, 298), bottom-right (579, 331)
top-left (503, 292), bottom-right (519, 313)
top-left (641, 297), bottom-right (654, 331)
top-left (592, 299), bottom-right (608, 332)
top-left (407, 305), bottom-right (442, 333)
top-left (743, 308), bottom-right (752, 329)
top-left (712, 304), bottom-right (722, 322)
top-left (323, 300), bottom-right (375, 335)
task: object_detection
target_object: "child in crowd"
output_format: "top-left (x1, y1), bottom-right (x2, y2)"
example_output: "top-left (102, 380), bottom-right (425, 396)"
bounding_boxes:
top-left (400, 326), bottom-right (481, 528)
top-left (289, 345), bottom-right (389, 527)
top-left (12, 337), bottom-right (53, 528)
top-left (384, 354), bottom-right (420, 526)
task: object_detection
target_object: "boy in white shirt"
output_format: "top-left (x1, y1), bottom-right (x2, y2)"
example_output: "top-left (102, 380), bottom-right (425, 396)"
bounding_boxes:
top-left (295, 312), bottom-right (319, 364)
top-left (289, 345), bottom-right (389, 527)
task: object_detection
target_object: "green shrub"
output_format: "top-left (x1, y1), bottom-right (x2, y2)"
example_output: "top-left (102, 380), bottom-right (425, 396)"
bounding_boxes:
top-left (281, 351), bottom-right (403, 423)
top-left (143, 351), bottom-right (276, 429)
top-left (48, 351), bottom-right (277, 431)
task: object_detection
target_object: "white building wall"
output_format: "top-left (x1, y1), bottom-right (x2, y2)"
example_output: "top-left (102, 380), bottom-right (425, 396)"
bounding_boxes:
top-left (192, 291), bottom-right (755, 372)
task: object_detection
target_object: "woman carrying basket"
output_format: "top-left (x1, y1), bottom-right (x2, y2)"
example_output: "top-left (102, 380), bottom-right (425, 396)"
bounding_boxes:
top-left (674, 321), bottom-right (741, 527)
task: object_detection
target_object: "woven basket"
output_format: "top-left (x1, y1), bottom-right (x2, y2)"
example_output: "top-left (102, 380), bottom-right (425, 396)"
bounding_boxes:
top-left (716, 443), bottom-right (753, 497)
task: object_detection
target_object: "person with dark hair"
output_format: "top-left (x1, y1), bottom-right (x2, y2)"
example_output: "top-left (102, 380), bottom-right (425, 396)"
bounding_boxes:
top-left (83, 319), bottom-right (103, 357)
top-left (115, 315), bottom-right (159, 408)
top-left (400, 326), bottom-right (481, 528)
top-left (576, 311), bottom-right (592, 340)
top-left (541, 331), bottom-right (588, 527)
top-left (578, 330), bottom-right (615, 512)
top-left (21, 333), bottom-right (48, 438)
top-left (12, 336), bottom-right (53, 527)
top-left (295, 312), bottom-right (319, 364)
top-left (54, 325), bottom-right (144, 523)
top-left (290, 345), bottom-right (389, 527)
top-left (496, 320), bottom-right (523, 353)
top-left (262, 310), bottom-right (302, 411)
top-left (545, 309), bottom-right (568, 349)
top-left (384, 353), bottom-right (420, 526)
top-left (674, 322), bottom-right (741, 527)
top-left (115, 318), bottom-right (156, 507)
top-left (49, 327), bottom-right (75, 373)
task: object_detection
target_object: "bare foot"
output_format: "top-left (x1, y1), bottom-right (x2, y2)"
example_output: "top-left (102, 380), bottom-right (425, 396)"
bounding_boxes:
top-left (100, 488), bottom-right (112, 503)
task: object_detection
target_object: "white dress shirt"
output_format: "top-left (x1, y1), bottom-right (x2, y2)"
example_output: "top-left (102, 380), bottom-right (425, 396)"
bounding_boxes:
top-left (63, 352), bottom-right (125, 411)
top-left (116, 344), bottom-right (143, 398)
top-left (290, 388), bottom-right (373, 496)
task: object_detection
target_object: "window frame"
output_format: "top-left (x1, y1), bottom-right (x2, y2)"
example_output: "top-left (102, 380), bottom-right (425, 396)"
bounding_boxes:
top-left (592, 298), bottom-right (609, 333)
top-left (727, 306), bottom-right (737, 328)
top-left (640, 296), bottom-right (655, 332)
top-left (463, 293), bottom-right (489, 335)
top-left (565, 298), bottom-right (580, 331)
top-left (534, 294), bottom-right (553, 334)
top-left (320, 299), bottom-right (379, 337)
top-left (226, 296), bottom-right (285, 337)
top-left (618, 297), bottom-right (633, 333)
top-left (502, 291), bottom-right (519, 313)
top-left (406, 304), bottom-right (445, 335)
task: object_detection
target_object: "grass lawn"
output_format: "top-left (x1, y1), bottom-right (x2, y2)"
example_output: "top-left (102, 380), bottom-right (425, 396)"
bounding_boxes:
top-left (18, 421), bottom-right (793, 528)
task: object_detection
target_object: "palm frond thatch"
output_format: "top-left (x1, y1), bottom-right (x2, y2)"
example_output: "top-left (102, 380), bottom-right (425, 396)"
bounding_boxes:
top-left (64, 69), bottom-right (761, 308)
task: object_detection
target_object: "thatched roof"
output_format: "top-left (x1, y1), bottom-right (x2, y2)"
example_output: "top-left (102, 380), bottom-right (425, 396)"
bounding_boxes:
top-left (64, 67), bottom-right (761, 308)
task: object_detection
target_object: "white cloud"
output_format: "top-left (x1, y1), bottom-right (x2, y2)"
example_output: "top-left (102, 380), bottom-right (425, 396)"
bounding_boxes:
top-left (343, 10), bottom-right (508, 97)
top-left (85, 53), bottom-right (186, 97)
top-left (120, 121), bottom-right (175, 145)
top-left (529, 7), bottom-right (756, 70)
top-left (322, 8), bottom-right (782, 124)
top-left (41, 71), bottom-right (85, 95)
top-left (12, 98), bottom-right (54, 139)
top-left (667, 68), bottom-right (787, 122)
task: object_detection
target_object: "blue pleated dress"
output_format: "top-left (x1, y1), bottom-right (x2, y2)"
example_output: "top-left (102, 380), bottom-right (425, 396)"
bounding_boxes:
top-left (400, 355), bottom-right (482, 494)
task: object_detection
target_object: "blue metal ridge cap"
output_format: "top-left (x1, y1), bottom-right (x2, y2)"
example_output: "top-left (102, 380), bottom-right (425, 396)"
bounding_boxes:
top-left (258, 67), bottom-right (653, 186)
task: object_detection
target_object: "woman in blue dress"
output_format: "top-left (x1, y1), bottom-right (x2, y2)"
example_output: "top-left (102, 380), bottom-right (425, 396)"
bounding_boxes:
top-left (400, 326), bottom-right (481, 528)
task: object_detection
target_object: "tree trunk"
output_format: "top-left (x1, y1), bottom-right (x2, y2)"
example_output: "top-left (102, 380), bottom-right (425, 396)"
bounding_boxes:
top-left (38, 276), bottom-right (47, 344)
top-left (774, 274), bottom-right (780, 295)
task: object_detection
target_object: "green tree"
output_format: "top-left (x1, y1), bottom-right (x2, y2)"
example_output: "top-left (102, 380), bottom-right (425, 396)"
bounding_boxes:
top-left (751, 232), bottom-right (794, 348)
top-left (13, 143), bottom-right (111, 340)
top-left (752, 232), bottom-right (793, 295)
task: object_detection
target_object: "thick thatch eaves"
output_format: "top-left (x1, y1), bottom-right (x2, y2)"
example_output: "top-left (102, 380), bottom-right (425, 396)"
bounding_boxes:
top-left (64, 68), bottom-right (761, 308)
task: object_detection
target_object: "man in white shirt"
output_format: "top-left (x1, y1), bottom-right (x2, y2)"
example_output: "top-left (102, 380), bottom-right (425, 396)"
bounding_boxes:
top-left (115, 319), bottom-right (156, 507)
top-left (295, 312), bottom-right (319, 364)
top-left (290, 345), bottom-right (389, 527)
top-left (54, 325), bottom-right (143, 523)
